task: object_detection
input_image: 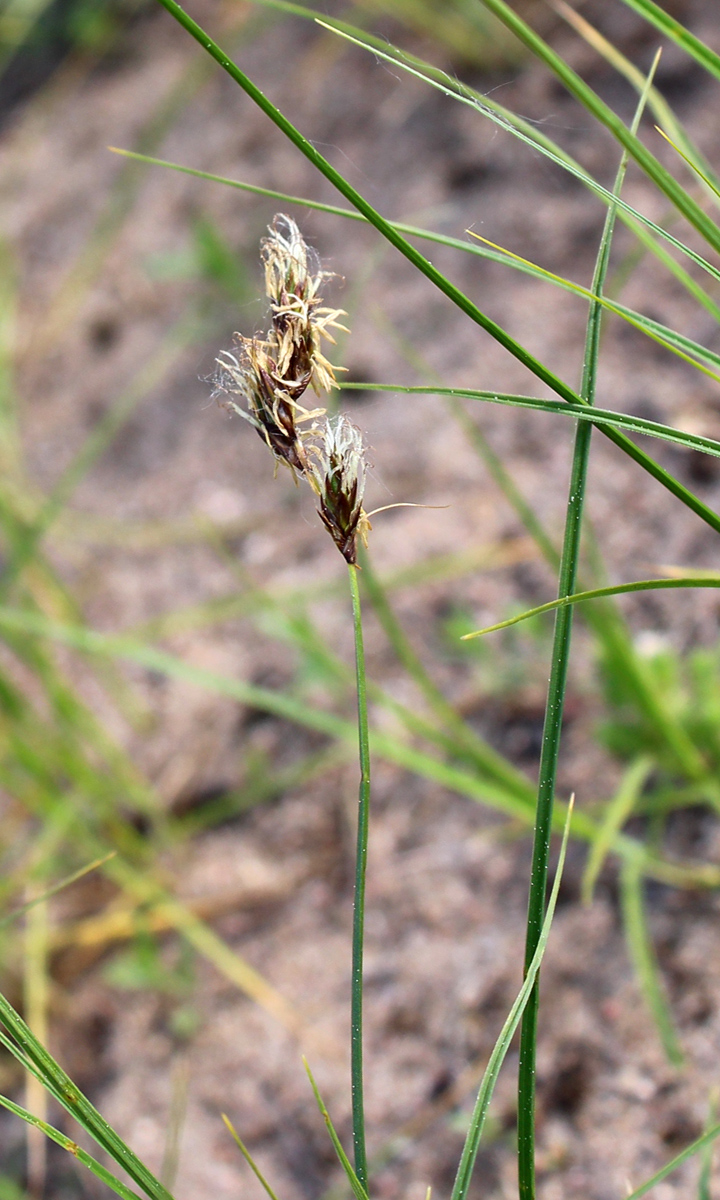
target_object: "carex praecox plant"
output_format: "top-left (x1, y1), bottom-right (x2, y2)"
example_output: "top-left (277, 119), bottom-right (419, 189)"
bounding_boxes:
top-left (215, 216), bottom-right (375, 1186)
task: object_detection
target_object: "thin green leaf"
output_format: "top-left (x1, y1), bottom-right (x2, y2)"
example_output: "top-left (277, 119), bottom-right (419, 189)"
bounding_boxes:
top-left (582, 757), bottom-right (654, 904)
top-left (478, 0), bottom-right (720, 255)
top-left (516, 63), bottom-right (650, 1185)
top-left (620, 857), bottom-right (684, 1066)
top-left (451, 799), bottom-right (574, 1200)
top-left (625, 1122), bottom-right (720, 1199)
top-left (221, 1114), bottom-right (281, 1200)
top-left (462, 576), bottom-right (720, 640)
top-left (618, 0), bottom-right (720, 82)
top-left (0, 995), bottom-right (174, 1200)
top-left (315, 17), bottom-right (720, 286)
top-left (348, 564), bottom-right (370, 1189)
top-left (304, 1059), bottom-right (370, 1200)
top-left (342, 384), bottom-right (720, 459)
top-left (0, 853), bottom-right (116, 932)
top-left (0, 1094), bottom-right (146, 1200)
top-left (655, 126), bottom-right (720, 201)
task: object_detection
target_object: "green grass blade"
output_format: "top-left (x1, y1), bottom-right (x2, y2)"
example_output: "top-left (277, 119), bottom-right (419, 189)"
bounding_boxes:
top-left (221, 1114), bottom-right (282, 1200)
top-left (316, 17), bottom-right (720, 286)
top-left (478, 0), bottom-right (720, 255)
top-left (151, 0), bottom-right (720, 544)
top-left (582, 757), bottom-right (654, 904)
top-left (0, 997), bottom-right (174, 1200)
top-left (0, 1094), bottom-right (147, 1200)
top-left (626, 1122), bottom-right (720, 1199)
top-left (451, 799), bottom-right (574, 1200)
top-left (304, 1059), bottom-right (370, 1200)
top-left (342, 384), bottom-right (720, 458)
top-left (0, 853), bottom-right (116, 932)
top-left (618, 0), bottom-right (720, 81)
top-left (112, 148), bottom-right (720, 349)
top-left (516, 65), bottom-right (651, 1194)
top-left (620, 857), bottom-right (684, 1066)
top-left (656, 128), bottom-right (720, 201)
top-left (552, 0), bottom-right (720, 200)
top-left (462, 576), bottom-right (720, 639)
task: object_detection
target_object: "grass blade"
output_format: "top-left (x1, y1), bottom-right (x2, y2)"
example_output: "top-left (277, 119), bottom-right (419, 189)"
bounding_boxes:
top-left (342, 384), bottom-right (720, 459)
top-left (582, 757), bottom-right (654, 904)
top-left (0, 995), bottom-right (174, 1200)
top-left (304, 1059), bottom-right (370, 1200)
top-left (221, 1114), bottom-right (282, 1200)
top-left (620, 857), bottom-right (684, 1066)
top-left (0, 1094), bottom-right (147, 1200)
top-left (516, 59), bottom-right (653, 1194)
top-left (618, 0), bottom-right (720, 81)
top-left (462, 576), bottom-right (720, 639)
top-left (0, 854), bottom-right (116, 932)
top-left (625, 1121), bottom-right (720, 1199)
top-left (451, 799), bottom-right (574, 1200)
top-left (478, 0), bottom-right (720, 255)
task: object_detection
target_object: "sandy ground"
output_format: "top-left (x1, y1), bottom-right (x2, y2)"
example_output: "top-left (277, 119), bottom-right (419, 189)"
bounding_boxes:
top-left (2, 1), bottom-right (720, 1197)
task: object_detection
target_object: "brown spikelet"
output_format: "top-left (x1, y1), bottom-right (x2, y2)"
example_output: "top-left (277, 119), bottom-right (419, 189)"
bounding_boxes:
top-left (213, 214), bottom-right (347, 475)
top-left (308, 415), bottom-right (370, 565)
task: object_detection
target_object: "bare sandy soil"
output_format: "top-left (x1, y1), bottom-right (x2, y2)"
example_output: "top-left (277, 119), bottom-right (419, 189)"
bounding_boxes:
top-left (2, 2), bottom-right (720, 1198)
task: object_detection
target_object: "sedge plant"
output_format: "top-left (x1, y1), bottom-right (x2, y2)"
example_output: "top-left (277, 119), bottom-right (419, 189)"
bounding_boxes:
top-left (6, 2), bottom-right (720, 1199)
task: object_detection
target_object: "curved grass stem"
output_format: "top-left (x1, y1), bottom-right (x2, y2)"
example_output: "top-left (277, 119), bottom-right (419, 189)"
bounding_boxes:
top-left (348, 562), bottom-right (370, 1191)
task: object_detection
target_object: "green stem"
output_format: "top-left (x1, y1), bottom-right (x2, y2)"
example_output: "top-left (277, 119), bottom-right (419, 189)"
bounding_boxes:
top-left (516, 58), bottom-right (650, 1189)
top-left (348, 563), bottom-right (370, 1191)
top-left (516, 426), bottom-right (589, 1200)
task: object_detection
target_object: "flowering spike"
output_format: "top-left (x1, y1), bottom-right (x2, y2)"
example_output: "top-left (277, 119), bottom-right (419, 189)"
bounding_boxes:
top-left (213, 215), bottom-right (347, 476)
top-left (308, 416), bottom-right (370, 565)
top-left (213, 338), bottom-right (323, 474)
top-left (261, 214), bottom-right (348, 396)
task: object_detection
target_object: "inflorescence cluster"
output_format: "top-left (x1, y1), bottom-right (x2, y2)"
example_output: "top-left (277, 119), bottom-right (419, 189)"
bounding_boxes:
top-left (213, 214), bottom-right (369, 564)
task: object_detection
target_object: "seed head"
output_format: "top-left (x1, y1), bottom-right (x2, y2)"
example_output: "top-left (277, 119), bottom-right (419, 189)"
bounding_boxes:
top-left (261, 214), bottom-right (348, 396)
top-left (308, 415), bottom-right (370, 565)
top-left (214, 215), bottom-right (346, 476)
top-left (213, 337), bottom-right (323, 474)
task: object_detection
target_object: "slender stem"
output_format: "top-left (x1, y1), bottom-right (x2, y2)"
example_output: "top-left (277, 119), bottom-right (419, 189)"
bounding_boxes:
top-left (348, 562), bottom-right (370, 1191)
top-left (516, 58), bottom-right (653, 1191)
top-left (516, 427), bottom-right (590, 1200)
